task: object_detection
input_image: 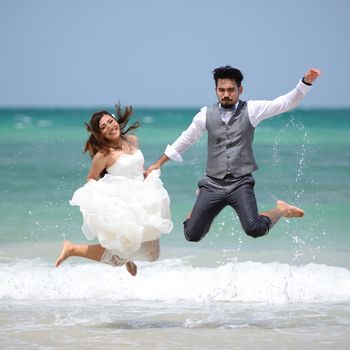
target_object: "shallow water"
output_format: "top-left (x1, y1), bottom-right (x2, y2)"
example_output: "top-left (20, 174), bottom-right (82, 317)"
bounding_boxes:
top-left (1, 107), bottom-right (350, 349)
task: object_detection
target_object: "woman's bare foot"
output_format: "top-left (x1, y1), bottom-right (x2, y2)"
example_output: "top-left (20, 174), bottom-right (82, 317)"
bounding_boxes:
top-left (277, 200), bottom-right (304, 218)
top-left (55, 240), bottom-right (73, 267)
top-left (125, 261), bottom-right (137, 276)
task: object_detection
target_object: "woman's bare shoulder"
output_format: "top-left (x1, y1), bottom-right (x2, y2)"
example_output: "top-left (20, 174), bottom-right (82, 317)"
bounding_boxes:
top-left (92, 151), bottom-right (110, 165)
top-left (126, 134), bottom-right (138, 149)
top-left (127, 134), bottom-right (138, 142)
top-left (92, 151), bottom-right (105, 160)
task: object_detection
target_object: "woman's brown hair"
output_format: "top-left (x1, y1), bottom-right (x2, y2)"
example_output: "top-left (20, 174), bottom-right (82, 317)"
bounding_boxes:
top-left (84, 104), bottom-right (140, 158)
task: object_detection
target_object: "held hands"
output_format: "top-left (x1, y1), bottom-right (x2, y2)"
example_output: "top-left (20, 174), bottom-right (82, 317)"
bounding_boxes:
top-left (303, 68), bottom-right (322, 85)
top-left (144, 154), bottom-right (169, 178)
top-left (144, 163), bottom-right (160, 178)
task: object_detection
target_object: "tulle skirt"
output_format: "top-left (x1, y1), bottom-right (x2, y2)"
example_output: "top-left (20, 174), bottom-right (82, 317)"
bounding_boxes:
top-left (70, 170), bottom-right (173, 259)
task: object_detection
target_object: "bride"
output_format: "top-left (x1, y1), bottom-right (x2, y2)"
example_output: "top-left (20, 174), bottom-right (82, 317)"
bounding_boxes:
top-left (55, 104), bottom-right (173, 276)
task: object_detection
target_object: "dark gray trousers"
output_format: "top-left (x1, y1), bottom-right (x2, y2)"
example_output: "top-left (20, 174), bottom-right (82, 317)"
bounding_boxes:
top-left (183, 174), bottom-right (271, 242)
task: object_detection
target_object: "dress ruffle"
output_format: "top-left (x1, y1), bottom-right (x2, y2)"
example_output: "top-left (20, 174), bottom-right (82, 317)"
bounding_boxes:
top-left (70, 152), bottom-right (173, 259)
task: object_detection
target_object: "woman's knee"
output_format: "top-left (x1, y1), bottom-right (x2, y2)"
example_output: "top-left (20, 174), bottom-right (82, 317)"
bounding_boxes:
top-left (148, 249), bottom-right (159, 262)
top-left (148, 240), bottom-right (160, 261)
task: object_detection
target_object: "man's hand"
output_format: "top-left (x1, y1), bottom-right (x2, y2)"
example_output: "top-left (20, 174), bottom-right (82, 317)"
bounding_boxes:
top-left (145, 163), bottom-right (160, 178)
top-left (144, 154), bottom-right (170, 178)
top-left (303, 68), bottom-right (322, 84)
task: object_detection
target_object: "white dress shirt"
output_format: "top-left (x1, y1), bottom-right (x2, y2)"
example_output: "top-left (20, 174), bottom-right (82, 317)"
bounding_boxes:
top-left (165, 80), bottom-right (312, 161)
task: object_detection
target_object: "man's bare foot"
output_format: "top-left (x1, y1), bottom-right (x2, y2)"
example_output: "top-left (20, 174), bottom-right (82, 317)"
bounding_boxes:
top-left (125, 261), bottom-right (137, 276)
top-left (277, 200), bottom-right (304, 218)
top-left (55, 240), bottom-right (73, 267)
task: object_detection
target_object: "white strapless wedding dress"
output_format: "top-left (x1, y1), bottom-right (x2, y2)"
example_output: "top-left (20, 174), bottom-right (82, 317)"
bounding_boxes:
top-left (70, 150), bottom-right (173, 259)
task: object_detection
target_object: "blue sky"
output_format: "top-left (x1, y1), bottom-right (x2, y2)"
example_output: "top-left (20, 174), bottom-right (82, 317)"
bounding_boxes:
top-left (1, 0), bottom-right (349, 108)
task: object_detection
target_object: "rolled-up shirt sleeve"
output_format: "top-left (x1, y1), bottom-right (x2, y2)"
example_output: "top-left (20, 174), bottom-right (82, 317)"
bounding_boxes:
top-left (248, 80), bottom-right (312, 127)
top-left (164, 107), bottom-right (207, 161)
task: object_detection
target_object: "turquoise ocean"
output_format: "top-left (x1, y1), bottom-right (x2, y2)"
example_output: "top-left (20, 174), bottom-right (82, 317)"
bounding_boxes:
top-left (0, 107), bottom-right (350, 349)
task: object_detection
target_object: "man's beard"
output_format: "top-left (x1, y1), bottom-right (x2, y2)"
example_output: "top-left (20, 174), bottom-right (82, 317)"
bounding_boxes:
top-left (221, 99), bottom-right (235, 109)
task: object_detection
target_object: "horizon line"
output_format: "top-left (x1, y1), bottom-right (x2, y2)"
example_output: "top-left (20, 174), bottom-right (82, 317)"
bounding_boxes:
top-left (0, 104), bottom-right (349, 110)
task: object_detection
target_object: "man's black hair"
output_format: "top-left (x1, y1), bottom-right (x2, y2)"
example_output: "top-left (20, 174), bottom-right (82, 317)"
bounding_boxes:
top-left (213, 66), bottom-right (244, 87)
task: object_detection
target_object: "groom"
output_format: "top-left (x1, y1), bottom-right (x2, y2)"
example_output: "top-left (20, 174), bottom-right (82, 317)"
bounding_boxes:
top-left (146, 66), bottom-right (321, 242)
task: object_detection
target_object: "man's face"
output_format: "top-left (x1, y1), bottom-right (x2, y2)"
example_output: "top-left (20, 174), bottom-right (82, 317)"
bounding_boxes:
top-left (215, 78), bottom-right (243, 108)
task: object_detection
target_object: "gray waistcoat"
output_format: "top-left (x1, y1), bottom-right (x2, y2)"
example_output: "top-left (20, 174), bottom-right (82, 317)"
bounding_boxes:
top-left (205, 101), bottom-right (258, 179)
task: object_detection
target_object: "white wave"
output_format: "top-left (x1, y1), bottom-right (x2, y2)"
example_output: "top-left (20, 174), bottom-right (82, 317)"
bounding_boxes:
top-left (142, 116), bottom-right (155, 124)
top-left (37, 119), bottom-right (53, 127)
top-left (14, 115), bottom-right (32, 129)
top-left (0, 259), bottom-right (349, 304)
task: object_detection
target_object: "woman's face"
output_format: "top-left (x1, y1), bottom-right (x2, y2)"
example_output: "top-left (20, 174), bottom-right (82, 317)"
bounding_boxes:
top-left (99, 114), bottom-right (120, 142)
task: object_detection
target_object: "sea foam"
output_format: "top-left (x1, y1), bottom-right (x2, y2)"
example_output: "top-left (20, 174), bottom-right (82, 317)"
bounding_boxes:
top-left (1, 258), bottom-right (349, 304)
